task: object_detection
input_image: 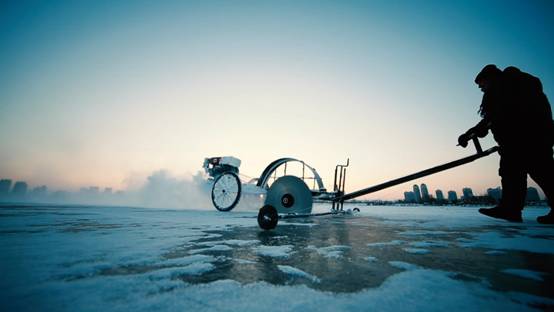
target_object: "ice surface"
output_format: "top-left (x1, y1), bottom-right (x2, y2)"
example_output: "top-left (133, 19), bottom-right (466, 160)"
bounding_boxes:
top-left (458, 231), bottom-right (554, 254)
top-left (403, 248), bottom-right (431, 255)
top-left (188, 245), bottom-right (233, 254)
top-left (221, 239), bottom-right (260, 246)
top-left (147, 262), bottom-right (216, 280)
top-left (398, 230), bottom-right (453, 236)
top-left (196, 239), bottom-right (260, 247)
top-left (409, 241), bottom-right (449, 248)
top-left (484, 250), bottom-right (506, 255)
top-left (307, 245), bottom-right (351, 259)
top-left (252, 245), bottom-right (295, 258)
top-left (234, 259), bottom-right (256, 264)
top-left (501, 269), bottom-right (547, 281)
top-left (388, 261), bottom-right (421, 270)
top-left (367, 240), bottom-right (404, 247)
top-left (366, 256), bottom-right (377, 262)
top-left (160, 255), bottom-right (216, 266)
top-left (1, 204), bottom-right (553, 311)
top-left (277, 265), bottom-right (321, 283)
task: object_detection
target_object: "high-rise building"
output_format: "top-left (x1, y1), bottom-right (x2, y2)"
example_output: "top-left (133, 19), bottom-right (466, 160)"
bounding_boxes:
top-left (404, 191), bottom-right (416, 203)
top-left (31, 186), bottom-right (48, 197)
top-left (526, 187), bottom-right (540, 202)
top-left (487, 187), bottom-right (502, 202)
top-left (435, 190), bottom-right (444, 201)
top-left (462, 187), bottom-right (474, 199)
top-left (12, 181), bottom-right (28, 197)
top-left (413, 184), bottom-right (421, 203)
top-left (421, 184), bottom-right (430, 202)
top-left (447, 190), bottom-right (458, 202)
top-left (0, 179), bottom-right (12, 195)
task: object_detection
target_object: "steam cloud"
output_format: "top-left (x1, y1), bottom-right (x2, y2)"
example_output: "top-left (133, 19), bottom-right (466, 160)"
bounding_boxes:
top-left (0, 170), bottom-right (264, 211)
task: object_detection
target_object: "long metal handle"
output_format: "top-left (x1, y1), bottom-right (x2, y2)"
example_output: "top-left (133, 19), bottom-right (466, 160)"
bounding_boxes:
top-left (336, 143), bottom-right (498, 202)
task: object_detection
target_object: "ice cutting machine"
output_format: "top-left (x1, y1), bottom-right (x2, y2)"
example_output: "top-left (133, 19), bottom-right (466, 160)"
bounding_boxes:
top-left (257, 136), bottom-right (499, 230)
top-left (204, 156), bottom-right (332, 213)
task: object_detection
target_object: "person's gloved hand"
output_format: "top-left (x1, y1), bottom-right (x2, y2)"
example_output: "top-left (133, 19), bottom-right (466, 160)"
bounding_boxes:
top-left (458, 133), bottom-right (470, 148)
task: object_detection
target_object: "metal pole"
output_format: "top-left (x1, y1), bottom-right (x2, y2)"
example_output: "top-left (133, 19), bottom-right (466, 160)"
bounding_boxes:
top-left (336, 146), bottom-right (498, 202)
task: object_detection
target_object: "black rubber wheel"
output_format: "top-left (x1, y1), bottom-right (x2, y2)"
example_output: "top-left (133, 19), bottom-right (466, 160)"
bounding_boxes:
top-left (257, 205), bottom-right (279, 230)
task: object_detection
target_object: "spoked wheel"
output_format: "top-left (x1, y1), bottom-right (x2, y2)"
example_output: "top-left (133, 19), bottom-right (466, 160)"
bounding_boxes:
top-left (211, 172), bottom-right (241, 211)
top-left (257, 205), bottom-right (279, 230)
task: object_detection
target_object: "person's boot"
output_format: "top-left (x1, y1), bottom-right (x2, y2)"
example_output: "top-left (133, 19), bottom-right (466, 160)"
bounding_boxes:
top-left (478, 206), bottom-right (523, 223)
top-left (537, 210), bottom-right (554, 224)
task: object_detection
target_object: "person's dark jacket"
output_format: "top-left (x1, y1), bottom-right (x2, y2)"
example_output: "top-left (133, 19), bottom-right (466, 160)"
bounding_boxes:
top-left (469, 67), bottom-right (553, 150)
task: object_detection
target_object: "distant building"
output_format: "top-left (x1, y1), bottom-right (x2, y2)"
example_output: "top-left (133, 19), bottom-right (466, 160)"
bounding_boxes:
top-left (487, 187), bottom-right (502, 202)
top-left (0, 179), bottom-right (12, 195)
top-left (447, 190), bottom-right (458, 202)
top-left (526, 187), bottom-right (540, 202)
top-left (31, 185), bottom-right (48, 196)
top-left (462, 187), bottom-right (474, 200)
top-left (404, 191), bottom-right (416, 203)
top-left (80, 186), bottom-right (100, 195)
top-left (12, 181), bottom-right (28, 197)
top-left (413, 185), bottom-right (422, 203)
top-left (420, 184), bottom-right (430, 202)
top-left (435, 190), bottom-right (444, 201)
top-left (104, 187), bottom-right (113, 194)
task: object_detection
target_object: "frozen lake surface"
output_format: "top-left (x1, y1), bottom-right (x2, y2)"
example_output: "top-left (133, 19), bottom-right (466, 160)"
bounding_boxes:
top-left (1, 203), bottom-right (554, 311)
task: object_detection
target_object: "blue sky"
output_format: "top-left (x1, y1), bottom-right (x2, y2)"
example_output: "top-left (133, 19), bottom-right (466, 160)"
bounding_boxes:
top-left (1, 0), bottom-right (553, 199)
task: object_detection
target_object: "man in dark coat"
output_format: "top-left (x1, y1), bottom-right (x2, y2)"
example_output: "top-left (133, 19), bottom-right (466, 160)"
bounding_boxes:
top-left (458, 64), bottom-right (554, 223)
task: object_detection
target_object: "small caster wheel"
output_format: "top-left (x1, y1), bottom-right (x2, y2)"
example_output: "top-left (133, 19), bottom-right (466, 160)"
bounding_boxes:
top-left (258, 205), bottom-right (279, 230)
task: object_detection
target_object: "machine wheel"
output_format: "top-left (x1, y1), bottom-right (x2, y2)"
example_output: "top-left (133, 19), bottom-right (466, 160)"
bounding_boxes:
top-left (258, 205), bottom-right (279, 230)
top-left (211, 172), bottom-right (241, 211)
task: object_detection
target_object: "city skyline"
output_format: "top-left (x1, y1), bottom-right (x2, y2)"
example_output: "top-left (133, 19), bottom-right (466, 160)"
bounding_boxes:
top-left (402, 182), bottom-right (543, 203)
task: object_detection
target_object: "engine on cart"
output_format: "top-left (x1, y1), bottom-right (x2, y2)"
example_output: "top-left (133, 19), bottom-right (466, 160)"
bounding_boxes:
top-left (203, 156), bottom-right (241, 179)
top-left (203, 156), bottom-right (243, 212)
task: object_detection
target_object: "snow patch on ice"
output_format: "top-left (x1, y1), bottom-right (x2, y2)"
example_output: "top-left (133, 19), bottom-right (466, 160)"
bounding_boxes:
top-left (252, 245), bottom-right (294, 258)
top-left (409, 241), bottom-right (449, 248)
top-left (307, 245), bottom-right (351, 259)
top-left (388, 261), bottom-right (420, 271)
top-left (484, 250), bottom-right (506, 255)
top-left (367, 240), bottom-right (403, 247)
top-left (196, 239), bottom-right (259, 247)
top-left (398, 230), bottom-right (452, 236)
top-left (366, 256), bottom-right (377, 262)
top-left (459, 231), bottom-right (554, 254)
top-left (160, 254), bottom-right (216, 266)
top-left (280, 222), bottom-right (316, 227)
top-left (189, 245), bottom-right (233, 254)
top-left (147, 262), bottom-right (215, 279)
top-left (502, 269), bottom-right (547, 281)
top-left (234, 259), bottom-right (256, 265)
top-left (403, 248), bottom-right (430, 255)
top-left (223, 239), bottom-right (260, 246)
top-left (158, 270), bottom-right (544, 312)
top-left (277, 265), bottom-right (321, 283)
